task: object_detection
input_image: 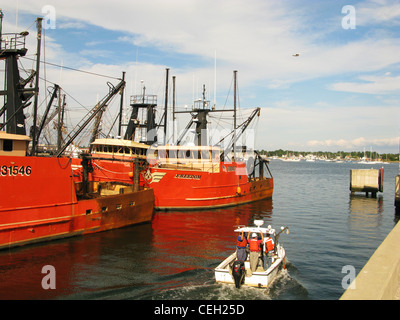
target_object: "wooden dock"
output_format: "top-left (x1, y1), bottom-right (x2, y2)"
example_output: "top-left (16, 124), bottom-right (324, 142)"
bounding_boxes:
top-left (350, 168), bottom-right (383, 197)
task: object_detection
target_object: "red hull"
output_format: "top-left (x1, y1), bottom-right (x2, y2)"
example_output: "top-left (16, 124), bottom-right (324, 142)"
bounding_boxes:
top-left (71, 157), bottom-right (135, 184)
top-left (71, 154), bottom-right (273, 210)
top-left (144, 162), bottom-right (273, 210)
top-left (0, 156), bottom-right (154, 250)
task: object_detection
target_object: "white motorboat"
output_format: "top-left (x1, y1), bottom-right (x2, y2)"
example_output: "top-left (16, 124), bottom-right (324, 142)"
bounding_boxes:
top-left (215, 220), bottom-right (289, 288)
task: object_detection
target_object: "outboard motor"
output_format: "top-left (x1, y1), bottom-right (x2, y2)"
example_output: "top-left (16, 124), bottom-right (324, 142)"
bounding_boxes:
top-left (232, 260), bottom-right (245, 288)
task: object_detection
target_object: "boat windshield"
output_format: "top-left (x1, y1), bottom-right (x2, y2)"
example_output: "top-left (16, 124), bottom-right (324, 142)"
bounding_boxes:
top-left (234, 226), bottom-right (276, 236)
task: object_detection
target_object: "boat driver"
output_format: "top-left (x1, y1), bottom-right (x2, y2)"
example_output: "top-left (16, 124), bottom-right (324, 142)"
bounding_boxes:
top-left (236, 231), bottom-right (248, 261)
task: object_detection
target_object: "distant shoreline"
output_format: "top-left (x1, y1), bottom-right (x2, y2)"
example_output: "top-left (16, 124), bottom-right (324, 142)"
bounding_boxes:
top-left (257, 149), bottom-right (399, 162)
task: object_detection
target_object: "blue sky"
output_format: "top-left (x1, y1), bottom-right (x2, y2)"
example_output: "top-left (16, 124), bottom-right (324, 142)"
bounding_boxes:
top-left (1, 0), bottom-right (399, 153)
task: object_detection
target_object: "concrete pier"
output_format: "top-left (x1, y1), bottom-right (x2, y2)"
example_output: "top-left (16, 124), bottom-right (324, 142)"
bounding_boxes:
top-left (395, 175), bottom-right (400, 214)
top-left (350, 168), bottom-right (383, 197)
top-left (340, 221), bottom-right (400, 300)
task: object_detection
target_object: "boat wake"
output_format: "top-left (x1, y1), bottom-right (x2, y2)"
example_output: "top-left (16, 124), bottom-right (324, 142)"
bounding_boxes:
top-left (264, 263), bottom-right (309, 299)
top-left (149, 261), bottom-right (309, 300)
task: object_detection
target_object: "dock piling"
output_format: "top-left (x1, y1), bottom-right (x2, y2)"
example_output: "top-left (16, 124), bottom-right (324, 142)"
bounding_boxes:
top-left (350, 168), bottom-right (383, 197)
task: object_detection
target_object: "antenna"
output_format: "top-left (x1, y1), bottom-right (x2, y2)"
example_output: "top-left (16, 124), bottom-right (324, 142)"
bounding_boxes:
top-left (254, 220), bottom-right (264, 228)
top-left (214, 50), bottom-right (217, 108)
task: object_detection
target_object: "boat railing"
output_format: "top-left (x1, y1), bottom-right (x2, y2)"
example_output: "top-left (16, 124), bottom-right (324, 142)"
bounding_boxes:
top-left (130, 94), bottom-right (157, 105)
top-left (193, 99), bottom-right (212, 110)
top-left (0, 32), bottom-right (28, 51)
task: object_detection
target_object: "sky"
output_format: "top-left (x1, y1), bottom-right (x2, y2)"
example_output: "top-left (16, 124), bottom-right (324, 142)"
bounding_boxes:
top-left (1, 0), bottom-right (399, 153)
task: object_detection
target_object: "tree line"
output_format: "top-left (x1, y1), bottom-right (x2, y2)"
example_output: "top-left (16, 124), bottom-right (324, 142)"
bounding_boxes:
top-left (257, 149), bottom-right (399, 162)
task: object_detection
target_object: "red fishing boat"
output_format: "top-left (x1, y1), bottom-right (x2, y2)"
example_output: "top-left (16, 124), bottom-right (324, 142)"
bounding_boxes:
top-left (0, 12), bottom-right (154, 250)
top-left (142, 71), bottom-right (273, 210)
top-left (143, 145), bottom-right (273, 210)
top-left (0, 134), bottom-right (154, 250)
top-left (75, 69), bottom-right (273, 210)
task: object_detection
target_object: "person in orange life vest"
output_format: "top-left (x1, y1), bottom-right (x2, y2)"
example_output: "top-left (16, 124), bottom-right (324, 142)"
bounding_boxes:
top-left (263, 233), bottom-right (275, 270)
top-left (236, 231), bottom-right (248, 261)
top-left (247, 231), bottom-right (264, 273)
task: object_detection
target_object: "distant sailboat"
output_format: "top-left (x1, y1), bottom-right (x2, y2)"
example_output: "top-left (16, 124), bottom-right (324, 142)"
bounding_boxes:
top-left (358, 147), bottom-right (382, 164)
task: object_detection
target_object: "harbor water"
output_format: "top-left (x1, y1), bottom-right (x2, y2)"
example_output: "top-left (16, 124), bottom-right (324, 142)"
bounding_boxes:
top-left (0, 160), bottom-right (399, 300)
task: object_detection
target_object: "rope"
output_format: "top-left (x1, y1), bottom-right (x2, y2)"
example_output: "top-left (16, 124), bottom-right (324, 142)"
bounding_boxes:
top-left (93, 162), bottom-right (131, 175)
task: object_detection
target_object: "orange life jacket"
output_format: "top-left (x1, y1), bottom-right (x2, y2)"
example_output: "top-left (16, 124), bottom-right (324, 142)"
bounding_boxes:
top-left (249, 239), bottom-right (260, 252)
top-left (265, 237), bottom-right (274, 252)
top-left (237, 236), bottom-right (247, 248)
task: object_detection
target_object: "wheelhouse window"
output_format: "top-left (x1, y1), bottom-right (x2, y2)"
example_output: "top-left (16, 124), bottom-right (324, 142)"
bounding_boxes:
top-left (158, 149), bottom-right (166, 160)
top-left (201, 149), bottom-right (210, 161)
top-left (212, 149), bottom-right (220, 162)
top-left (167, 149), bottom-right (177, 159)
top-left (2, 139), bottom-right (13, 152)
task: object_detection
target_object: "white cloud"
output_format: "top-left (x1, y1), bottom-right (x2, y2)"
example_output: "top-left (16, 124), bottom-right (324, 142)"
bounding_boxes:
top-left (256, 103), bottom-right (399, 152)
top-left (57, 21), bottom-right (87, 30)
top-left (357, 0), bottom-right (400, 26)
top-left (2, 0), bottom-right (399, 88)
top-left (1, 1), bottom-right (399, 152)
top-left (331, 74), bottom-right (400, 94)
top-left (7, 0), bottom-right (399, 82)
top-left (306, 137), bottom-right (398, 150)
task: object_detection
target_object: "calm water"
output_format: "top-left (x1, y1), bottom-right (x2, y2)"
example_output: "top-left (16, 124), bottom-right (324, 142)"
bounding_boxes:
top-left (0, 160), bottom-right (399, 300)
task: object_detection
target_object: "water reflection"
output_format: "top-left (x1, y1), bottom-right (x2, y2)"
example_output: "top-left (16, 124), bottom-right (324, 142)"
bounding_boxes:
top-left (0, 235), bottom-right (102, 299)
top-left (150, 199), bottom-right (274, 275)
top-left (0, 200), bottom-right (274, 300)
top-left (348, 194), bottom-right (384, 232)
top-left (2, 157), bottom-right (399, 300)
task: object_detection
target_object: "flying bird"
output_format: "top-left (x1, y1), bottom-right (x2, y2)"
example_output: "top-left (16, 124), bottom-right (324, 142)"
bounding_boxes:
top-left (292, 53), bottom-right (300, 57)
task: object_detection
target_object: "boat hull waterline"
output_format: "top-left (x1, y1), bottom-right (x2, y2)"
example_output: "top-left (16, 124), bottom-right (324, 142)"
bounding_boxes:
top-left (144, 162), bottom-right (273, 210)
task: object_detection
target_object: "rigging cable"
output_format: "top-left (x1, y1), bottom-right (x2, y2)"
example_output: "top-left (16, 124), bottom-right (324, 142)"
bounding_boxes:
top-left (20, 56), bottom-right (122, 80)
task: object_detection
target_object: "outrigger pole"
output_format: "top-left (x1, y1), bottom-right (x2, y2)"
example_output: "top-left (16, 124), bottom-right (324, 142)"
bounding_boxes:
top-left (56, 79), bottom-right (125, 157)
top-left (117, 71), bottom-right (126, 137)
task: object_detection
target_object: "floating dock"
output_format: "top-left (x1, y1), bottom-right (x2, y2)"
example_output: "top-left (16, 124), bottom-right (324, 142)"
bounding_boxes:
top-left (350, 168), bottom-right (383, 197)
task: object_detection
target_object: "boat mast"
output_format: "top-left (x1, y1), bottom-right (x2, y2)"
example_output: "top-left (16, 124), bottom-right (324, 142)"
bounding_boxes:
top-left (233, 70), bottom-right (237, 162)
top-left (124, 86), bottom-right (158, 144)
top-left (0, 11), bottom-right (35, 136)
top-left (172, 75), bottom-right (176, 143)
top-left (30, 17), bottom-right (43, 155)
top-left (164, 68), bottom-right (169, 144)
